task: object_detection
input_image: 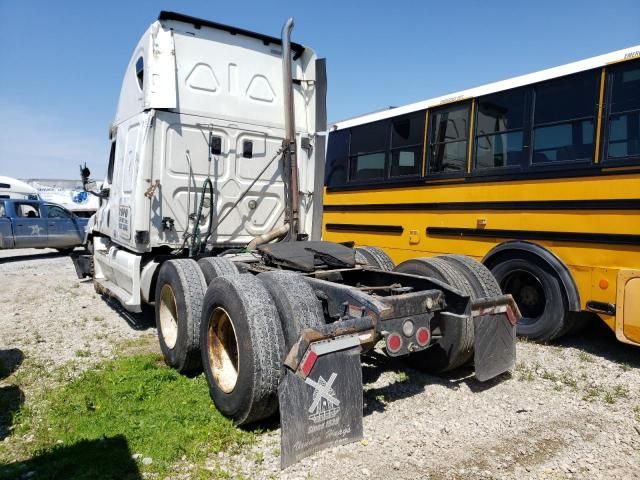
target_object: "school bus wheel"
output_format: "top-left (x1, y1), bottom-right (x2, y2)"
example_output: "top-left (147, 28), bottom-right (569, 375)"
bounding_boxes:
top-left (489, 254), bottom-right (569, 342)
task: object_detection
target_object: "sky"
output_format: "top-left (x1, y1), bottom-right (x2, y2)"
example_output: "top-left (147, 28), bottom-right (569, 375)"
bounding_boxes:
top-left (0, 0), bottom-right (638, 180)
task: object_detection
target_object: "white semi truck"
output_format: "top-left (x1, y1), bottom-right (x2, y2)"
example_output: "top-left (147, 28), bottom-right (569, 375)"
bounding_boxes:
top-left (73, 11), bottom-right (520, 467)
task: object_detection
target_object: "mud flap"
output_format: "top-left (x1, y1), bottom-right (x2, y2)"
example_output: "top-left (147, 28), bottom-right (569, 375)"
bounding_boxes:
top-left (472, 295), bottom-right (520, 382)
top-left (70, 253), bottom-right (92, 279)
top-left (279, 345), bottom-right (363, 469)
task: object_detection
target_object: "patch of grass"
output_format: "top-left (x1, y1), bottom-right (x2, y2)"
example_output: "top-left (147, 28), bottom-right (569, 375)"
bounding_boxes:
top-left (560, 372), bottom-right (578, 390)
top-left (541, 369), bottom-right (558, 382)
top-left (582, 385), bottom-right (602, 402)
top-left (619, 362), bottom-right (631, 372)
top-left (74, 350), bottom-right (90, 358)
top-left (0, 354), bottom-right (252, 479)
top-left (578, 352), bottom-right (595, 363)
top-left (515, 362), bottom-right (535, 382)
top-left (611, 385), bottom-right (629, 400)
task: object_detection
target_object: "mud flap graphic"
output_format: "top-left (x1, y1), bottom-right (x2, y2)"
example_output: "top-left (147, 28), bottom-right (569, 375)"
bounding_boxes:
top-left (306, 373), bottom-right (340, 423)
top-left (279, 347), bottom-right (363, 469)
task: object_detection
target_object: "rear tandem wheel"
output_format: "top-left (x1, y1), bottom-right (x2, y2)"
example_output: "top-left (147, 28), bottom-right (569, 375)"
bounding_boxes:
top-left (200, 274), bottom-right (286, 425)
top-left (394, 257), bottom-right (476, 372)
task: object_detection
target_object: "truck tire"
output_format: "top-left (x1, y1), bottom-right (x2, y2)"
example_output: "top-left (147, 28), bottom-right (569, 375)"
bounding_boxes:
top-left (490, 255), bottom-right (567, 342)
top-left (394, 257), bottom-right (475, 372)
top-left (438, 254), bottom-right (502, 298)
top-left (197, 257), bottom-right (239, 285)
top-left (355, 246), bottom-right (395, 271)
top-left (200, 274), bottom-right (285, 425)
top-left (257, 270), bottom-right (325, 349)
top-left (155, 259), bottom-right (207, 374)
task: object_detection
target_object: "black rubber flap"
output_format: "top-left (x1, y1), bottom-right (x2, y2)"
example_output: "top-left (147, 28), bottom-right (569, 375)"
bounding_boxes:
top-left (279, 347), bottom-right (363, 469)
top-left (259, 241), bottom-right (356, 271)
top-left (473, 312), bottom-right (516, 382)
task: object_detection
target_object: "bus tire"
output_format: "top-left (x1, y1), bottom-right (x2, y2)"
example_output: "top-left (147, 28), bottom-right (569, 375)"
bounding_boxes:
top-left (355, 246), bottom-right (395, 271)
top-left (155, 259), bottom-right (207, 374)
top-left (257, 271), bottom-right (325, 349)
top-left (438, 254), bottom-right (502, 298)
top-left (394, 257), bottom-right (475, 372)
top-left (489, 254), bottom-right (567, 342)
top-left (197, 257), bottom-right (239, 285)
top-left (200, 274), bottom-right (285, 425)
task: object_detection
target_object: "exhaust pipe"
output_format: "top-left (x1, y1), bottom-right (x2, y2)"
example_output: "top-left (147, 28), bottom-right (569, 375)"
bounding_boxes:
top-left (281, 17), bottom-right (299, 239)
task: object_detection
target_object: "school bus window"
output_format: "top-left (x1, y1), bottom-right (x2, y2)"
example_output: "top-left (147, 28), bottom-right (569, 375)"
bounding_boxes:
top-left (532, 70), bottom-right (598, 164)
top-left (389, 112), bottom-right (424, 177)
top-left (348, 120), bottom-right (388, 181)
top-left (606, 61), bottom-right (640, 160)
top-left (475, 88), bottom-right (526, 169)
top-left (428, 103), bottom-right (469, 173)
top-left (325, 129), bottom-right (349, 188)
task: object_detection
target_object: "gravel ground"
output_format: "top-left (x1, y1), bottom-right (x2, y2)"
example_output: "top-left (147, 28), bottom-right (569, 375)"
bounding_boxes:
top-left (1, 248), bottom-right (639, 479)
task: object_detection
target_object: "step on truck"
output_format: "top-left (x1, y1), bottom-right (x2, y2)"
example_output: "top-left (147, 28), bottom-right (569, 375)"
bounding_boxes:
top-left (72, 11), bottom-right (520, 468)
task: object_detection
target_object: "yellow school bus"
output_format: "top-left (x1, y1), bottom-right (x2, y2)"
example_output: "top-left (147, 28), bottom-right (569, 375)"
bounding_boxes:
top-left (323, 45), bottom-right (640, 344)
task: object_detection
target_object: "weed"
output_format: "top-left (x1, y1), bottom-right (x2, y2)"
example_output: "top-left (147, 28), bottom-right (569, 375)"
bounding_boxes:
top-left (254, 451), bottom-right (264, 464)
top-left (375, 394), bottom-right (386, 403)
top-left (93, 315), bottom-right (105, 322)
top-left (578, 352), bottom-right (595, 363)
top-left (560, 372), bottom-right (578, 389)
top-left (272, 447), bottom-right (280, 457)
top-left (633, 406), bottom-right (640, 421)
top-left (395, 371), bottom-right (408, 383)
top-left (619, 362), bottom-right (632, 372)
top-left (515, 362), bottom-right (535, 382)
top-left (582, 385), bottom-right (602, 402)
top-left (603, 391), bottom-right (616, 404)
top-left (74, 350), bottom-right (90, 358)
top-left (612, 385), bottom-right (629, 399)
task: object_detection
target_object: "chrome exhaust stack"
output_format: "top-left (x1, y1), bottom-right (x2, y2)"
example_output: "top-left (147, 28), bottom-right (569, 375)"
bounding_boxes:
top-left (281, 17), bottom-right (299, 239)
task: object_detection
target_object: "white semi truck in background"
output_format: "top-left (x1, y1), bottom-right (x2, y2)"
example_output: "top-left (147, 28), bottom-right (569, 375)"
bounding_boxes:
top-left (72, 11), bottom-right (520, 467)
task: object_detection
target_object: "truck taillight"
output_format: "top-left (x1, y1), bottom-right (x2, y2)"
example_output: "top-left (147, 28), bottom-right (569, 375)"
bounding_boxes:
top-left (416, 327), bottom-right (430, 347)
top-left (386, 333), bottom-right (402, 353)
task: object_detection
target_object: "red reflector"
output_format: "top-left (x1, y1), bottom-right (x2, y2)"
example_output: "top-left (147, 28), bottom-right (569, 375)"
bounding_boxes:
top-left (416, 327), bottom-right (430, 346)
top-left (386, 333), bottom-right (402, 353)
top-left (300, 350), bottom-right (318, 377)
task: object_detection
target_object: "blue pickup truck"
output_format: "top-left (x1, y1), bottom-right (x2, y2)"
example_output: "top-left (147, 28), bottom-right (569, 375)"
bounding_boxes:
top-left (0, 199), bottom-right (89, 253)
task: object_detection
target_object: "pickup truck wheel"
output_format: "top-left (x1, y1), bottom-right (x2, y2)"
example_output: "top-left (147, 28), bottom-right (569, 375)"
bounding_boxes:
top-left (155, 259), bottom-right (207, 374)
top-left (197, 257), bottom-right (239, 285)
top-left (355, 246), bottom-right (395, 271)
top-left (200, 275), bottom-right (285, 425)
top-left (394, 257), bottom-right (475, 372)
top-left (257, 271), bottom-right (325, 349)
